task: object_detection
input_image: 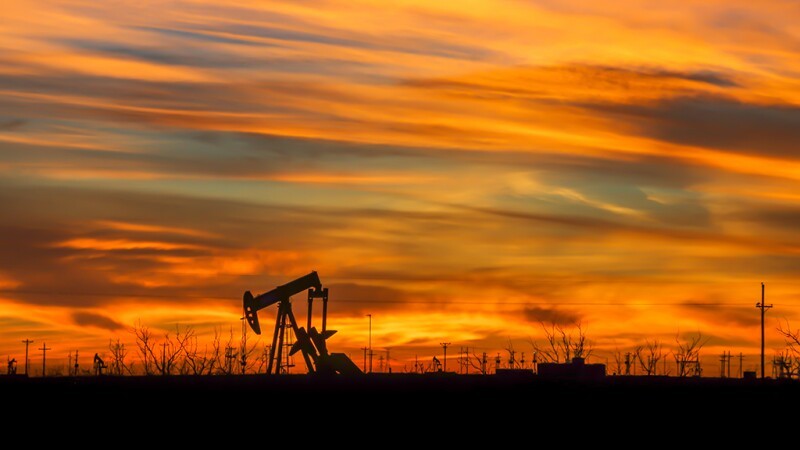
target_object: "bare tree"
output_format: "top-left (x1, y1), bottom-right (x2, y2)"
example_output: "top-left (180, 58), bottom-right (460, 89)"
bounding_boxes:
top-left (214, 327), bottom-right (240, 375)
top-left (530, 322), bottom-right (593, 363)
top-left (148, 325), bottom-right (193, 375)
top-left (181, 328), bottom-right (220, 375)
top-left (776, 320), bottom-right (800, 378)
top-left (778, 319), bottom-right (800, 357)
top-left (238, 334), bottom-right (263, 374)
top-left (108, 338), bottom-right (131, 376)
top-left (256, 344), bottom-right (270, 374)
top-left (610, 348), bottom-right (633, 376)
top-left (467, 351), bottom-right (489, 374)
top-left (634, 339), bottom-right (664, 376)
top-left (132, 320), bottom-right (155, 375)
top-left (131, 322), bottom-right (193, 375)
top-left (672, 333), bottom-right (707, 377)
top-left (505, 339), bottom-right (517, 369)
top-left (772, 350), bottom-right (798, 378)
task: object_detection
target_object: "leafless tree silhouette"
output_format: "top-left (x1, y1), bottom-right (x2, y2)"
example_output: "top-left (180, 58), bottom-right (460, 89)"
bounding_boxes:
top-left (776, 320), bottom-right (800, 378)
top-left (108, 338), bottom-right (131, 376)
top-left (132, 322), bottom-right (195, 375)
top-left (215, 327), bottom-right (240, 375)
top-left (505, 339), bottom-right (517, 368)
top-left (672, 333), bottom-right (707, 377)
top-left (147, 325), bottom-right (192, 375)
top-left (238, 334), bottom-right (263, 374)
top-left (610, 348), bottom-right (631, 375)
top-left (467, 351), bottom-right (489, 374)
top-left (180, 327), bottom-right (219, 375)
top-left (530, 322), bottom-right (593, 363)
top-left (778, 319), bottom-right (800, 356)
top-left (132, 320), bottom-right (155, 375)
top-left (256, 344), bottom-right (270, 374)
top-left (634, 339), bottom-right (664, 376)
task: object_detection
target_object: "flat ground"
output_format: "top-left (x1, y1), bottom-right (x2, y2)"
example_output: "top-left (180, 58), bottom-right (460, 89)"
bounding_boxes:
top-left (3, 373), bottom-right (796, 433)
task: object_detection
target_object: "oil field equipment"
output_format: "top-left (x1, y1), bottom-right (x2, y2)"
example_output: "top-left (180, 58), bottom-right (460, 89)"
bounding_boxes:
top-left (243, 271), bottom-right (361, 375)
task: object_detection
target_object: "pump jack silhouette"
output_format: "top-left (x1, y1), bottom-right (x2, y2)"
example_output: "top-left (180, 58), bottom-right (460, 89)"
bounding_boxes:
top-left (243, 271), bottom-right (361, 375)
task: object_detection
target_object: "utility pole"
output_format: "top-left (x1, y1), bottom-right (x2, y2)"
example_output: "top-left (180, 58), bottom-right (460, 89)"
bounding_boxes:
top-left (362, 347), bottom-right (368, 373)
top-left (738, 352), bottom-right (744, 378)
top-left (720, 352), bottom-right (726, 378)
top-left (240, 306), bottom-right (247, 375)
top-left (73, 349), bottom-right (79, 376)
top-left (440, 342), bottom-right (450, 372)
top-left (22, 339), bottom-right (33, 376)
top-left (756, 282), bottom-right (772, 379)
top-left (39, 342), bottom-right (51, 377)
top-left (726, 351), bottom-right (731, 378)
top-left (162, 341), bottom-right (168, 375)
top-left (366, 314), bottom-right (372, 373)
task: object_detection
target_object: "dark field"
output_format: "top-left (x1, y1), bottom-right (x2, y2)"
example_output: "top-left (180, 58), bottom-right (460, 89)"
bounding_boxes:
top-left (4, 373), bottom-right (798, 425)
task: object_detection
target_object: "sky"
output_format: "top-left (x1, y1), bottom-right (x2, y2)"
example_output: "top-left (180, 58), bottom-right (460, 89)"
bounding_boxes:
top-left (2, 0), bottom-right (800, 376)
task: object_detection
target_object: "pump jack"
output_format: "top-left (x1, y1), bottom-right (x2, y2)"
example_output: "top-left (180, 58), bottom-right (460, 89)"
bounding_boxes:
top-left (243, 271), bottom-right (361, 375)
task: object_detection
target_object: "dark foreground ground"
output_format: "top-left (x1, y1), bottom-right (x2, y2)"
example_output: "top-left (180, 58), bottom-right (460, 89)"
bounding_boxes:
top-left (3, 373), bottom-right (798, 436)
top-left (3, 373), bottom-right (797, 405)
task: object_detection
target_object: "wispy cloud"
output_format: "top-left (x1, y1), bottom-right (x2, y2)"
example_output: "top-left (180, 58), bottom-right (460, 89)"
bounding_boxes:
top-left (72, 312), bottom-right (125, 330)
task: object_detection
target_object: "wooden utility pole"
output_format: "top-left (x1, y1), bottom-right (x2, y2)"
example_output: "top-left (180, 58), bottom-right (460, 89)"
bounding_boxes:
top-left (756, 282), bottom-right (772, 379)
top-left (440, 342), bottom-right (450, 372)
top-left (39, 342), bottom-right (51, 377)
top-left (162, 341), bottom-right (168, 375)
top-left (361, 347), bottom-right (368, 373)
top-left (21, 339), bottom-right (33, 376)
top-left (738, 353), bottom-right (744, 378)
top-left (367, 314), bottom-right (372, 373)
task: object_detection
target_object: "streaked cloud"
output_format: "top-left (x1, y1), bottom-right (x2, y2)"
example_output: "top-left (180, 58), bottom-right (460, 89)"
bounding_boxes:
top-left (72, 312), bottom-right (125, 331)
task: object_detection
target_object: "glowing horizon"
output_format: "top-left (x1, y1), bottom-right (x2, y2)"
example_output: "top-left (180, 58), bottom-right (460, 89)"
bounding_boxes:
top-left (2, 0), bottom-right (800, 376)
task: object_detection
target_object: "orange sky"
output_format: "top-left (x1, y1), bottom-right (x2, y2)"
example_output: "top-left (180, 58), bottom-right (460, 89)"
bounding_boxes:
top-left (2, 0), bottom-right (800, 376)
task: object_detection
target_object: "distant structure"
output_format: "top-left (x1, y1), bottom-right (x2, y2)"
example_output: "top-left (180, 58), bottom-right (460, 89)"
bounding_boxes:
top-left (432, 356), bottom-right (442, 372)
top-left (7, 358), bottom-right (16, 375)
top-left (93, 353), bottom-right (107, 376)
top-left (538, 357), bottom-right (606, 379)
top-left (21, 339), bottom-right (33, 376)
top-left (39, 342), bottom-right (51, 377)
top-left (71, 350), bottom-right (79, 376)
top-left (756, 282), bottom-right (772, 379)
top-left (242, 271), bottom-right (361, 375)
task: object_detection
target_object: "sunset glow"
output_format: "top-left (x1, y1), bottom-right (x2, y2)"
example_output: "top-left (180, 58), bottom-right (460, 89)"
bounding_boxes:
top-left (2, 0), bottom-right (800, 375)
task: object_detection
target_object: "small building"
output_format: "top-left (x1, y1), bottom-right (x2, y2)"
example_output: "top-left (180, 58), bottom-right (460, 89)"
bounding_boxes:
top-left (537, 357), bottom-right (605, 379)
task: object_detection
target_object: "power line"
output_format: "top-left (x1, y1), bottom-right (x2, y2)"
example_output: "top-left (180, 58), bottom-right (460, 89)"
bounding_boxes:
top-left (0, 289), bottom-right (772, 306)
